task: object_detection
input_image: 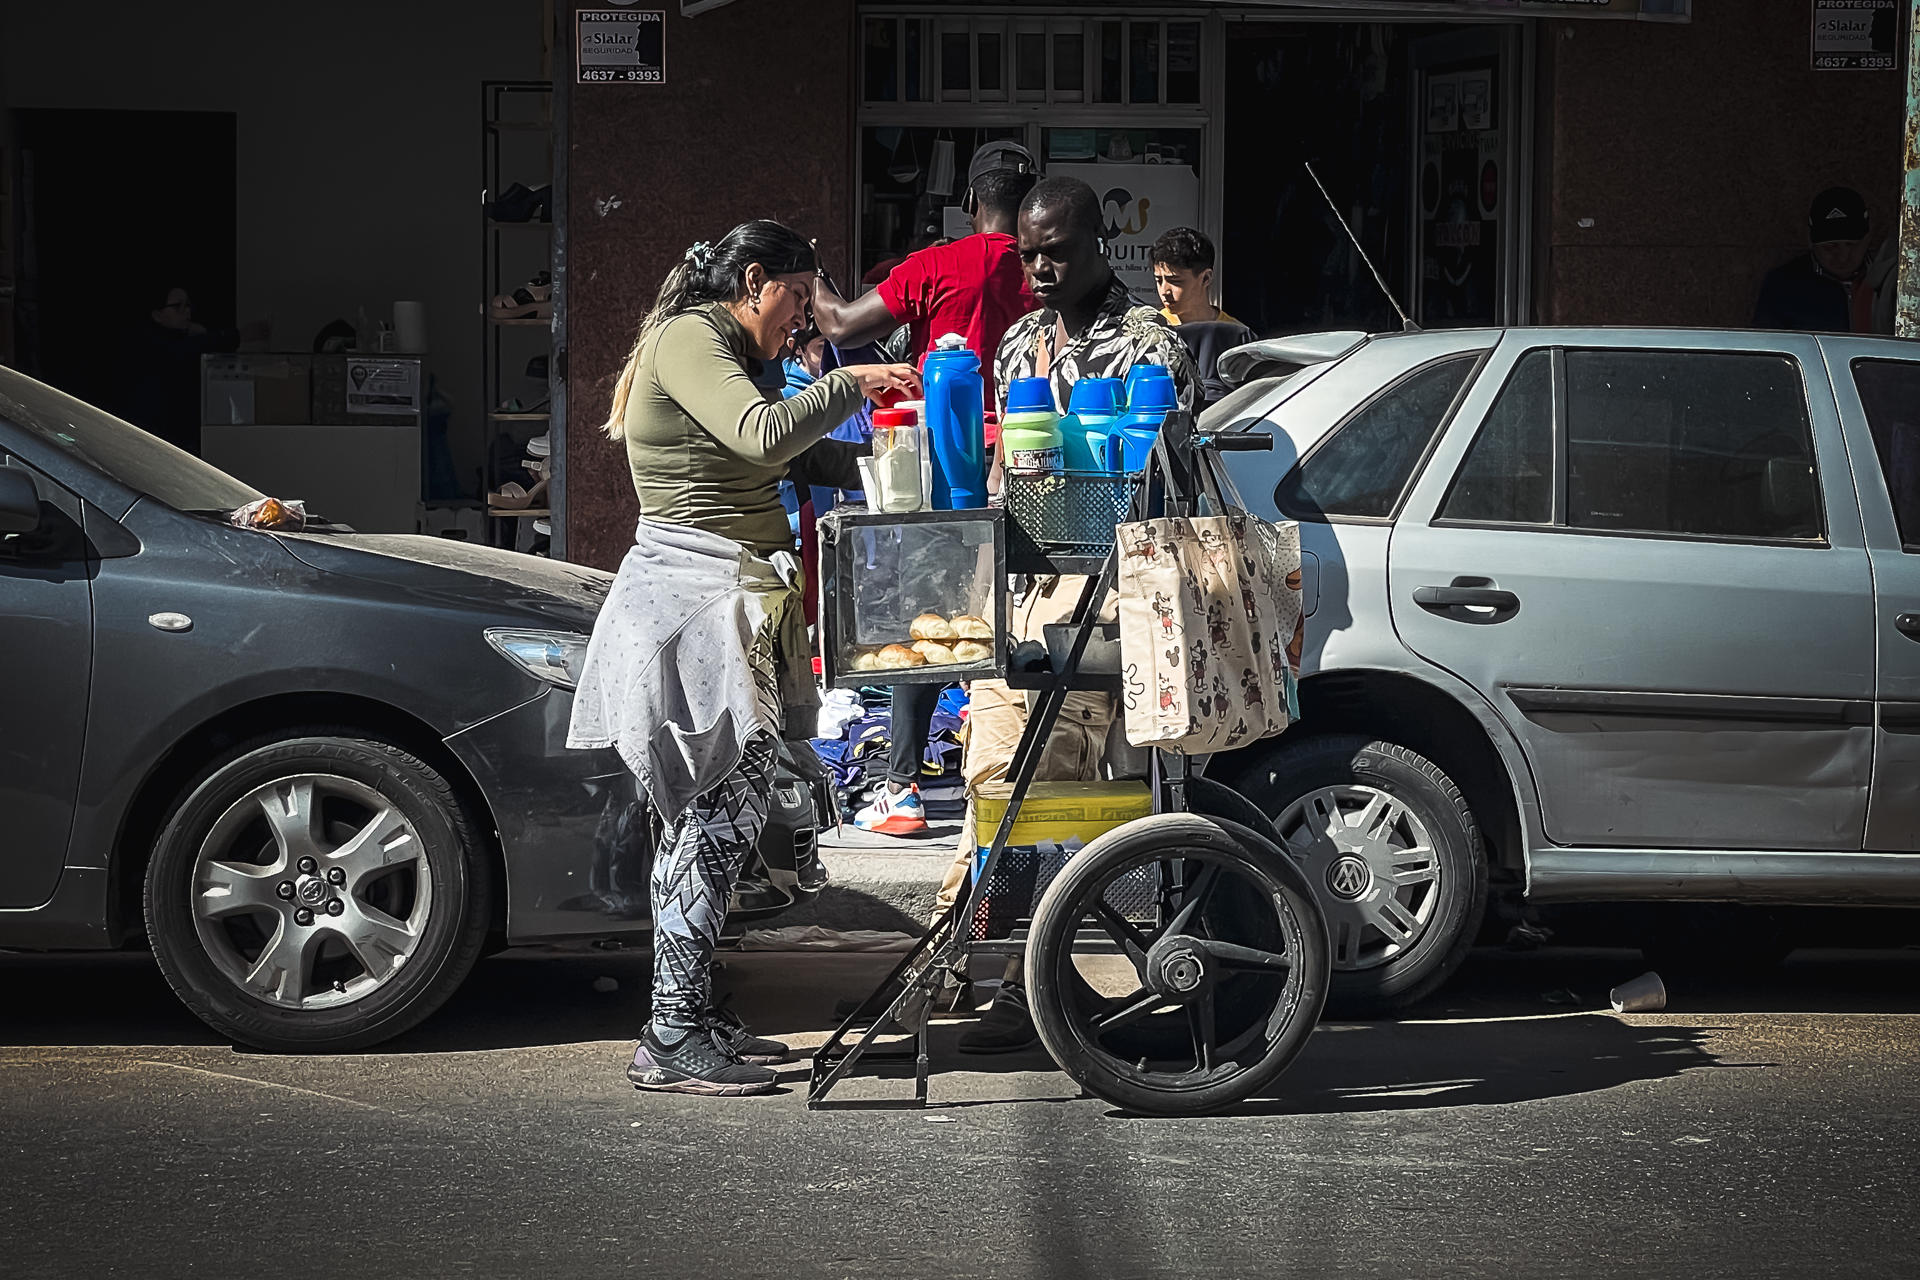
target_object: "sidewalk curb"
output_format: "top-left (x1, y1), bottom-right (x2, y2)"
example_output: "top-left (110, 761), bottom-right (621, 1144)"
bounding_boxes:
top-left (779, 841), bottom-right (953, 935)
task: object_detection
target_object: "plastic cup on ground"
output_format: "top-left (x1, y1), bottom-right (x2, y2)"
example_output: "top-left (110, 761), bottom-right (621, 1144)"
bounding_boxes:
top-left (1609, 971), bottom-right (1667, 1013)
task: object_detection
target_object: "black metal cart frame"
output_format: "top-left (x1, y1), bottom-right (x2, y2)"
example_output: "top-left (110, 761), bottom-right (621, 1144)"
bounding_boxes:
top-left (809, 414), bottom-right (1326, 1115)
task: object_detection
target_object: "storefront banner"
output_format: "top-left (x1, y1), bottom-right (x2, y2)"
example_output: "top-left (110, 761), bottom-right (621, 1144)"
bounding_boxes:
top-left (1048, 163), bottom-right (1202, 298)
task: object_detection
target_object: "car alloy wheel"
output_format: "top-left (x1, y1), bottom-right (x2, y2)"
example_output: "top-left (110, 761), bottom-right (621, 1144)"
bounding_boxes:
top-left (191, 773), bottom-right (433, 1010)
top-left (1274, 784), bottom-right (1440, 972)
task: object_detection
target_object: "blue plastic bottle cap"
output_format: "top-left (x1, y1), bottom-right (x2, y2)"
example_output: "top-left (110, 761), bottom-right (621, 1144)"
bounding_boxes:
top-left (1006, 376), bottom-right (1055, 414)
top-left (1125, 365), bottom-right (1178, 412)
top-left (1068, 377), bottom-right (1123, 416)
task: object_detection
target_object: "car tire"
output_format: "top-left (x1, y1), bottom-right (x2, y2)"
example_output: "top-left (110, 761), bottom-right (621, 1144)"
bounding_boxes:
top-left (1228, 734), bottom-right (1486, 1017)
top-left (144, 733), bottom-right (492, 1052)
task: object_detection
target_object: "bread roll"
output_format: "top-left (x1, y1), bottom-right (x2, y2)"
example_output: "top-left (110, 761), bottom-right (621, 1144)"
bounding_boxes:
top-left (910, 612), bottom-right (957, 641)
top-left (952, 614), bottom-right (993, 640)
top-left (850, 649), bottom-right (880, 672)
top-left (952, 639), bottom-right (992, 664)
top-left (912, 639), bottom-right (957, 665)
top-left (876, 643), bottom-right (926, 669)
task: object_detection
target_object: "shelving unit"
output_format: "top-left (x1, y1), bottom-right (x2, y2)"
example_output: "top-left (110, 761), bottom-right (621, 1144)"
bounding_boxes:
top-left (480, 79), bottom-right (555, 555)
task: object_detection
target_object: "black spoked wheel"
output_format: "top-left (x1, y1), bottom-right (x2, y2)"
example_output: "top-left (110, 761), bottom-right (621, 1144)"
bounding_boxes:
top-left (1025, 813), bottom-right (1330, 1116)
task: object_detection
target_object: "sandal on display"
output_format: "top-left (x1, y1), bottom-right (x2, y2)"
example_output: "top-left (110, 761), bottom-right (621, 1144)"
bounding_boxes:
top-left (484, 182), bottom-right (552, 223)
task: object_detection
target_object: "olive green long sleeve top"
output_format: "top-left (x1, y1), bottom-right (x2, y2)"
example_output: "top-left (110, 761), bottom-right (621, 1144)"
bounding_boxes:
top-left (623, 303), bottom-right (867, 558)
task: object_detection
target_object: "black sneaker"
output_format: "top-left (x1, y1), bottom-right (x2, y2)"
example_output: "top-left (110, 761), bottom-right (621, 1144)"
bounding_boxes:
top-left (626, 1026), bottom-right (777, 1096)
top-left (707, 1003), bottom-right (791, 1066)
top-left (957, 983), bottom-right (1038, 1055)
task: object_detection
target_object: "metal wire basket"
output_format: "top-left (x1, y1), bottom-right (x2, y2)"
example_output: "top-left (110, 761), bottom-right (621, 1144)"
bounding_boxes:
top-left (1002, 470), bottom-right (1144, 560)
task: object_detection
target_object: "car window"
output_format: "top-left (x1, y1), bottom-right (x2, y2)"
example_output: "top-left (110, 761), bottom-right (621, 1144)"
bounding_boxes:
top-left (1851, 359), bottom-right (1920, 552)
top-left (0, 452), bottom-right (88, 564)
top-left (1275, 353), bottom-right (1478, 521)
top-left (1565, 350), bottom-right (1819, 542)
top-left (1440, 349), bottom-right (1553, 524)
top-left (0, 365), bottom-right (260, 514)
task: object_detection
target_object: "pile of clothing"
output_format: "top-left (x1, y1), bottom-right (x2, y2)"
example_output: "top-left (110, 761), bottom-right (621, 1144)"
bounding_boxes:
top-left (811, 684), bottom-right (969, 824)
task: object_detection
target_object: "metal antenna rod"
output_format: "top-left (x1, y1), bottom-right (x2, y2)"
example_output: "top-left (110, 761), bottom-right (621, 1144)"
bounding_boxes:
top-left (1305, 161), bottom-right (1418, 333)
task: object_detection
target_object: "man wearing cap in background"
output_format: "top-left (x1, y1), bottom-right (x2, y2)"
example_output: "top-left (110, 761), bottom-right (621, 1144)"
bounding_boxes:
top-left (811, 140), bottom-right (1042, 835)
top-left (1753, 186), bottom-right (1895, 334)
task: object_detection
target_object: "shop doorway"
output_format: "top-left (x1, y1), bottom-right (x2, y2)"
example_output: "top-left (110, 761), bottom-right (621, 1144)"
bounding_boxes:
top-left (1220, 21), bottom-right (1524, 337)
top-left (12, 109), bottom-right (237, 410)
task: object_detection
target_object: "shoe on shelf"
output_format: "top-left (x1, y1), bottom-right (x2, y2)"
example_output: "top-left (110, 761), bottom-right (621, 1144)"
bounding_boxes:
top-left (526, 432), bottom-right (551, 459)
top-left (525, 354), bottom-right (549, 381)
top-left (627, 1025), bottom-right (777, 1096)
top-left (958, 982), bottom-right (1038, 1055)
top-left (485, 182), bottom-right (553, 223)
top-left (489, 285), bottom-right (551, 320)
top-left (532, 518), bottom-right (551, 537)
top-left (854, 784), bottom-right (927, 835)
top-left (707, 1000), bottom-right (791, 1065)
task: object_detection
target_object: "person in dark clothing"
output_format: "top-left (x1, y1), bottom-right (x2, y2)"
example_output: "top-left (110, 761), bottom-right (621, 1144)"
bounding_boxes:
top-left (1753, 187), bottom-right (1890, 334)
top-left (120, 286), bottom-right (244, 456)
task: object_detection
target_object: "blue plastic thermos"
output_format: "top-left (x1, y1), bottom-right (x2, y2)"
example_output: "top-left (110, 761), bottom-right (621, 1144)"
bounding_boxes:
top-left (1063, 377), bottom-right (1123, 470)
top-left (919, 333), bottom-right (987, 509)
top-left (1108, 364), bottom-right (1178, 473)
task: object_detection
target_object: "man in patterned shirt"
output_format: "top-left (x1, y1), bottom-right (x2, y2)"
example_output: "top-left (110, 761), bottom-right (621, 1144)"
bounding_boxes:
top-left (944, 178), bottom-right (1199, 1055)
top-left (990, 177), bottom-right (1198, 483)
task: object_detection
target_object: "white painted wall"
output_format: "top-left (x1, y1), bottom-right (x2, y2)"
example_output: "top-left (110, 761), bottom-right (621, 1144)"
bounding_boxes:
top-left (2, 0), bottom-right (547, 494)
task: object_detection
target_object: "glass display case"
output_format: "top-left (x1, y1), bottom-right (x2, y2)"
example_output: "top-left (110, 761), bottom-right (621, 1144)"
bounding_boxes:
top-left (818, 507), bottom-right (1005, 688)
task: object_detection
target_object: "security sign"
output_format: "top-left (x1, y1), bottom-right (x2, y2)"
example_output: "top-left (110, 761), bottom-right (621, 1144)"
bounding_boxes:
top-left (1811, 0), bottom-right (1898, 70)
top-left (578, 10), bottom-right (665, 83)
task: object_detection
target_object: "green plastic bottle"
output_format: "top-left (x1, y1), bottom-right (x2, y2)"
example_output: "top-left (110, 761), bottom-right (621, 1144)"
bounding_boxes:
top-left (1001, 376), bottom-right (1063, 475)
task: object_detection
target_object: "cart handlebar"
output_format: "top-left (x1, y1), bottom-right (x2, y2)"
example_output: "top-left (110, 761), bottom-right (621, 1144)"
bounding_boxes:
top-left (1196, 431), bottom-right (1273, 452)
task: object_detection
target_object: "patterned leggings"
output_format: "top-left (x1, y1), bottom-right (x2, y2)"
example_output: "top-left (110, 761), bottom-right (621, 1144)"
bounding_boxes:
top-left (649, 733), bottom-right (777, 1034)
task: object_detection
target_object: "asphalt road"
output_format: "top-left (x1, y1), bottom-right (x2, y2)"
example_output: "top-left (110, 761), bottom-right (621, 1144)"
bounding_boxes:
top-left (3, 944), bottom-right (1918, 1279)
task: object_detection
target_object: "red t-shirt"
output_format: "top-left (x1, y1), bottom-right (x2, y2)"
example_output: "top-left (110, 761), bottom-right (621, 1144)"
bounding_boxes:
top-left (876, 232), bottom-right (1034, 410)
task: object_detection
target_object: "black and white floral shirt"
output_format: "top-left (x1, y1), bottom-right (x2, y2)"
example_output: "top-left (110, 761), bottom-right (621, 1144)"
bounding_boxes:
top-left (992, 276), bottom-right (1200, 418)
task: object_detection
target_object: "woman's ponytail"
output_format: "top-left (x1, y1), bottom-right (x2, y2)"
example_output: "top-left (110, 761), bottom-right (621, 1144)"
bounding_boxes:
top-left (602, 223), bottom-right (815, 441)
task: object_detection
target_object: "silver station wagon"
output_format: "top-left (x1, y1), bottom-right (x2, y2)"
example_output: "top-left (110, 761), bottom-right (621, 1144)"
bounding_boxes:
top-left (1209, 327), bottom-right (1920, 1013)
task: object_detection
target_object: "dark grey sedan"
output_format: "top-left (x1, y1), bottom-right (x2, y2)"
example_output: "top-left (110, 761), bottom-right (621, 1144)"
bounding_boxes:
top-left (0, 366), bottom-right (822, 1051)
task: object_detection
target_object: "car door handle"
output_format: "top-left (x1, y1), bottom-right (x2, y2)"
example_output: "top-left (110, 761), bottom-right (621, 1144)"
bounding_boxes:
top-left (1897, 613), bottom-right (1920, 640)
top-left (1414, 585), bottom-right (1520, 612)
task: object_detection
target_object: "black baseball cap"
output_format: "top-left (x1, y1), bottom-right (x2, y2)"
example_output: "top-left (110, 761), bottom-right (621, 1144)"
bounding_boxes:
top-left (1809, 186), bottom-right (1869, 244)
top-left (967, 140), bottom-right (1039, 188)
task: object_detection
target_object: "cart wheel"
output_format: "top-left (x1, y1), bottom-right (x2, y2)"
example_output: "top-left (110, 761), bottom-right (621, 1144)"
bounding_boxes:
top-left (1025, 813), bottom-right (1330, 1116)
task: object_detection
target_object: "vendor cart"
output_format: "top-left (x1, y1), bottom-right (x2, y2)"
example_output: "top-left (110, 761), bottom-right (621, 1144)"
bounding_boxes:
top-left (809, 413), bottom-right (1330, 1117)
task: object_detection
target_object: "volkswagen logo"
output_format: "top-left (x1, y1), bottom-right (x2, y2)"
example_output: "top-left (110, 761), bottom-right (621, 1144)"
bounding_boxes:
top-left (1325, 856), bottom-right (1372, 901)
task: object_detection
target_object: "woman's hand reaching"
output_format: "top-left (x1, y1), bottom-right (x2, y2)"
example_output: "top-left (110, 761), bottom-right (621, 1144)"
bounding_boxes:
top-left (846, 363), bottom-right (921, 405)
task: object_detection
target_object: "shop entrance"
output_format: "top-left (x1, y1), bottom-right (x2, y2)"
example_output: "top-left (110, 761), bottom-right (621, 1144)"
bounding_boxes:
top-left (1221, 21), bottom-right (1525, 336)
top-left (12, 109), bottom-right (237, 412)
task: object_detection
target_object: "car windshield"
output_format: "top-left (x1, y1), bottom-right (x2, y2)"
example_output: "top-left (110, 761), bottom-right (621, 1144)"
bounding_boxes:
top-left (0, 364), bottom-right (263, 514)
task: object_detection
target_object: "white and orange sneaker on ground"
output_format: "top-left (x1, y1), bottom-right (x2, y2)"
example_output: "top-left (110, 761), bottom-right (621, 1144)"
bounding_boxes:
top-left (853, 784), bottom-right (928, 835)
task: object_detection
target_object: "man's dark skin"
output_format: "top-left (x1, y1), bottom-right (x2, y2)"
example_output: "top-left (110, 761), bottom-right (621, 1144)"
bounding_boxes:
top-left (810, 191), bottom-right (1020, 347)
top-left (1016, 193), bottom-right (1114, 342)
top-left (984, 189), bottom-right (1115, 492)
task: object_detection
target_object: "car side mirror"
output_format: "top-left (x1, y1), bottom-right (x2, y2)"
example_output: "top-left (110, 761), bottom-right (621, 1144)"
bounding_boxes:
top-left (0, 468), bottom-right (41, 535)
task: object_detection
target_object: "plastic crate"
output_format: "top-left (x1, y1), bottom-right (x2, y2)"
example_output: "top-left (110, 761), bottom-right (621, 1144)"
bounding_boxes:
top-left (967, 781), bottom-right (1153, 940)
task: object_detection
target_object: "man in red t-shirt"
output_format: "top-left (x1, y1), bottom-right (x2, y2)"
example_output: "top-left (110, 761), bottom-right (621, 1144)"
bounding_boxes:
top-left (812, 141), bottom-right (1039, 414)
top-left (811, 141), bottom-right (1040, 835)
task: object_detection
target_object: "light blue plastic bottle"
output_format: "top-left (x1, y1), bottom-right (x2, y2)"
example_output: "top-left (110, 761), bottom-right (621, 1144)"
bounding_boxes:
top-left (1063, 377), bottom-right (1123, 471)
top-left (919, 333), bottom-right (987, 509)
top-left (1107, 365), bottom-right (1177, 473)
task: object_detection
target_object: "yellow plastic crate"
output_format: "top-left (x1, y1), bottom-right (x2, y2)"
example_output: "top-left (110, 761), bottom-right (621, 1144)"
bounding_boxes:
top-left (972, 780), bottom-right (1153, 853)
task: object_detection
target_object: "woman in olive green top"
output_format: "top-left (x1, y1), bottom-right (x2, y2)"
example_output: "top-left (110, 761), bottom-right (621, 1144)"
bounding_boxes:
top-left (570, 219), bottom-right (916, 1097)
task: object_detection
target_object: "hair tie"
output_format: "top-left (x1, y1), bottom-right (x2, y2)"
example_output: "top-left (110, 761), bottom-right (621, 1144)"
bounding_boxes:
top-left (684, 241), bottom-right (714, 272)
